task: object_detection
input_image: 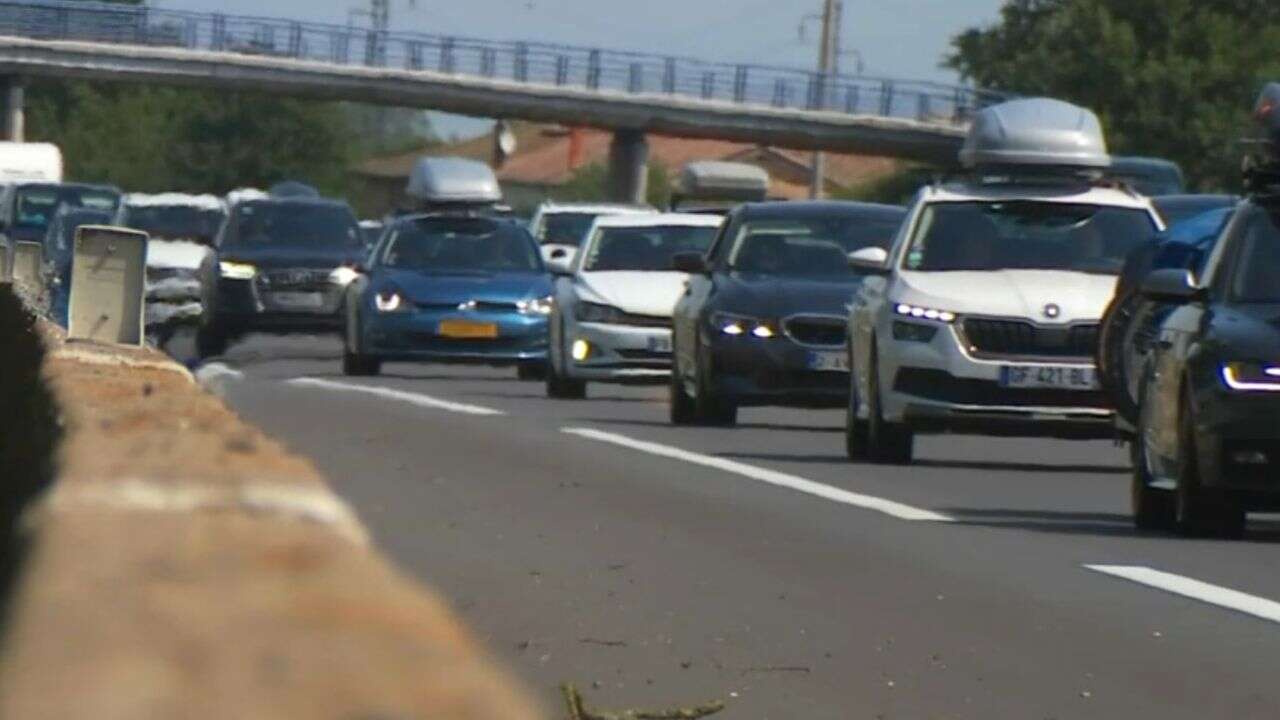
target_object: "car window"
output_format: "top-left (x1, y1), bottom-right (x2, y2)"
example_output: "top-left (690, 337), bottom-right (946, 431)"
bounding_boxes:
top-left (226, 202), bottom-right (361, 249)
top-left (537, 212), bottom-right (599, 247)
top-left (581, 225), bottom-right (718, 272)
top-left (381, 217), bottom-right (541, 273)
top-left (726, 215), bottom-right (903, 277)
top-left (123, 205), bottom-right (226, 243)
top-left (904, 201), bottom-right (1158, 275)
top-left (1229, 205), bottom-right (1280, 304)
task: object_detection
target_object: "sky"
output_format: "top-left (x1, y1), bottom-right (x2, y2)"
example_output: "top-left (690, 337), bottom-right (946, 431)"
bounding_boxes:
top-left (155, 0), bottom-right (1008, 137)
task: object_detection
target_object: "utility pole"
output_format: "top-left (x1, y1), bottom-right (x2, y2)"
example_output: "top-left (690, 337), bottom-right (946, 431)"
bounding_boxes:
top-left (810, 0), bottom-right (839, 199)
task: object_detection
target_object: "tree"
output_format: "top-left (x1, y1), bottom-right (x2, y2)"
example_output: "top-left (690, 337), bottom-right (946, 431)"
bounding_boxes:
top-left (947, 0), bottom-right (1280, 190)
top-left (555, 161), bottom-right (672, 207)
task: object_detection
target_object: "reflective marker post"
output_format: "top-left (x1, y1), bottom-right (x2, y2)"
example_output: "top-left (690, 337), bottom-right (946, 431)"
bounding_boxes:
top-left (67, 226), bottom-right (148, 346)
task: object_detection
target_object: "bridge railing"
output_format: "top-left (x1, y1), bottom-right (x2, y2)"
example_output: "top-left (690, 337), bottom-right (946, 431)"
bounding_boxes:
top-left (0, 0), bottom-right (1006, 125)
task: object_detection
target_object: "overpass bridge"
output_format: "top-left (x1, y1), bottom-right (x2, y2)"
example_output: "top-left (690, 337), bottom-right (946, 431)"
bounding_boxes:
top-left (0, 0), bottom-right (1005, 200)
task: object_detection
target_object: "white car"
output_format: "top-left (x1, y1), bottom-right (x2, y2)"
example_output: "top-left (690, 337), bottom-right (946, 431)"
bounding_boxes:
top-left (546, 213), bottom-right (724, 398)
top-left (846, 98), bottom-right (1165, 464)
top-left (528, 202), bottom-right (657, 265)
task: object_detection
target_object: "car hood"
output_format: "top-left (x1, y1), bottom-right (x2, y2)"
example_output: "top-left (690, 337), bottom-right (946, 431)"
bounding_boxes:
top-left (380, 268), bottom-right (551, 306)
top-left (1214, 304), bottom-right (1280, 360)
top-left (714, 273), bottom-right (861, 319)
top-left (895, 270), bottom-right (1118, 323)
top-left (576, 271), bottom-right (691, 317)
top-left (220, 244), bottom-right (363, 269)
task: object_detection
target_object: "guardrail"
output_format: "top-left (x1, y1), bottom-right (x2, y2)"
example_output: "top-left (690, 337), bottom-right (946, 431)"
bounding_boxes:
top-left (0, 0), bottom-right (1006, 125)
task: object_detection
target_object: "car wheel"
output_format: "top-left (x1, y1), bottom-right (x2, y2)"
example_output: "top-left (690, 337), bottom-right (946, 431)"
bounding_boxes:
top-left (342, 348), bottom-right (382, 377)
top-left (1174, 390), bottom-right (1244, 538)
top-left (845, 345), bottom-right (869, 460)
top-left (546, 361), bottom-right (586, 400)
top-left (669, 345), bottom-right (697, 425)
top-left (692, 345), bottom-right (737, 427)
top-left (1130, 426), bottom-right (1175, 532)
top-left (517, 360), bottom-right (548, 381)
top-left (865, 342), bottom-right (913, 465)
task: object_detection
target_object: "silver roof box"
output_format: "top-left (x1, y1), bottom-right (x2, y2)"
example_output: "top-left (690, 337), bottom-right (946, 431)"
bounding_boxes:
top-left (960, 98), bottom-right (1110, 170)
top-left (407, 157), bottom-right (503, 205)
top-left (1255, 83), bottom-right (1280, 143)
top-left (678, 161), bottom-right (770, 202)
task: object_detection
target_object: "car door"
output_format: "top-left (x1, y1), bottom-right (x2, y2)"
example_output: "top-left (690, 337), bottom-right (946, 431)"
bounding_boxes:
top-left (851, 195), bottom-right (917, 405)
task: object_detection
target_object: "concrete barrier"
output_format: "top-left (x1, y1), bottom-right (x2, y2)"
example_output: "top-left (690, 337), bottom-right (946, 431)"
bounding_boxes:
top-left (0, 285), bottom-right (541, 720)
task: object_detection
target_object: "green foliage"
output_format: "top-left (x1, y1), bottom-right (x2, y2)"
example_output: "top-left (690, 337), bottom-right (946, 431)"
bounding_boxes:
top-left (947, 0), bottom-right (1280, 190)
top-left (554, 161), bottom-right (673, 207)
top-left (835, 166), bottom-right (935, 206)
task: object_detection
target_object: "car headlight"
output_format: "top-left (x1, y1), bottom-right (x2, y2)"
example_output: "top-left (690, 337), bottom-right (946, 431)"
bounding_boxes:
top-left (713, 313), bottom-right (776, 339)
top-left (219, 261), bottom-right (257, 280)
top-left (893, 302), bottom-right (957, 323)
top-left (329, 266), bottom-right (361, 286)
top-left (576, 301), bottom-right (622, 323)
top-left (1221, 362), bottom-right (1280, 392)
top-left (518, 295), bottom-right (554, 316)
top-left (374, 287), bottom-right (407, 313)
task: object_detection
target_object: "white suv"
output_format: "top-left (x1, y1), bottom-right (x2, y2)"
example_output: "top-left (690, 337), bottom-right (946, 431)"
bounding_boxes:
top-left (845, 98), bottom-right (1165, 464)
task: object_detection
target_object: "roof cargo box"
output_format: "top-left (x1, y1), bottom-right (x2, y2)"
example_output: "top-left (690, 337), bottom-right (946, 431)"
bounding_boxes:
top-left (960, 98), bottom-right (1110, 170)
top-left (677, 161), bottom-right (770, 202)
top-left (407, 157), bottom-right (502, 205)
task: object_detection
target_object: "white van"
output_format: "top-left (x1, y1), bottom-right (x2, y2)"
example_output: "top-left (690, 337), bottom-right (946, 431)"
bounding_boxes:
top-left (0, 142), bottom-right (63, 184)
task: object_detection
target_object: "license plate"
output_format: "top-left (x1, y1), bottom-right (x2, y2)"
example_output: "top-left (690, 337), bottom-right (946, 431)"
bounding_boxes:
top-left (1000, 365), bottom-right (1099, 390)
top-left (272, 291), bottom-right (324, 309)
top-left (807, 350), bottom-right (850, 372)
top-left (647, 335), bottom-right (672, 353)
top-left (438, 319), bottom-right (499, 339)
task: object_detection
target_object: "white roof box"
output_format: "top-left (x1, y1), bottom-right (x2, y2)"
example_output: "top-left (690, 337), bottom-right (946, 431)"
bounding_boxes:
top-left (960, 98), bottom-right (1110, 170)
top-left (407, 157), bottom-right (502, 205)
top-left (678, 161), bottom-right (770, 202)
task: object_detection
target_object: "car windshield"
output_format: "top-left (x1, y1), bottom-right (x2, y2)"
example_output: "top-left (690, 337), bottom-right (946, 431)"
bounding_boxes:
top-left (582, 224), bottom-right (718, 272)
top-left (905, 201), bottom-right (1157, 275)
top-left (123, 205), bottom-right (226, 243)
top-left (382, 217), bottom-right (541, 273)
top-left (226, 202), bottom-right (361, 249)
top-left (728, 215), bottom-right (904, 277)
top-left (14, 185), bottom-right (120, 232)
top-left (1230, 205), bottom-right (1280, 304)
top-left (538, 212), bottom-right (601, 247)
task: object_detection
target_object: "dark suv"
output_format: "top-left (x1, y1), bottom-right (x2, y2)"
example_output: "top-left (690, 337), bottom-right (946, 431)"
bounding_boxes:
top-left (198, 196), bottom-right (365, 357)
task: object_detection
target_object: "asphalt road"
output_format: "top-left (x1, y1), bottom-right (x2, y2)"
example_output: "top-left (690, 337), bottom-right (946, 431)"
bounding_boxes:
top-left (203, 334), bottom-right (1280, 720)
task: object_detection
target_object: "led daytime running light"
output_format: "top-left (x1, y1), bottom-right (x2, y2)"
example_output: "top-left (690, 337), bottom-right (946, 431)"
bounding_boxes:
top-left (1222, 363), bottom-right (1280, 392)
top-left (894, 303), bottom-right (956, 323)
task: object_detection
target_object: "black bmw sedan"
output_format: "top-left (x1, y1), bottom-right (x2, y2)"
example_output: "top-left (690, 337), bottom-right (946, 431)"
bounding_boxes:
top-left (669, 201), bottom-right (906, 426)
top-left (1131, 195), bottom-right (1280, 537)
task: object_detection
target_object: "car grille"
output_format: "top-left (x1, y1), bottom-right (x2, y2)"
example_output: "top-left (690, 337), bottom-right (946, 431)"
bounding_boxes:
top-left (784, 315), bottom-right (847, 347)
top-left (893, 368), bottom-right (1110, 409)
top-left (961, 318), bottom-right (1098, 360)
top-left (615, 311), bottom-right (672, 329)
top-left (617, 349), bottom-right (671, 360)
top-left (258, 268), bottom-right (332, 289)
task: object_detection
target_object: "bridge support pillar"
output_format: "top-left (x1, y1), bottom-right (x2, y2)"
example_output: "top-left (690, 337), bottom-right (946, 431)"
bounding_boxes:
top-left (3, 78), bottom-right (23, 143)
top-left (607, 129), bottom-right (649, 204)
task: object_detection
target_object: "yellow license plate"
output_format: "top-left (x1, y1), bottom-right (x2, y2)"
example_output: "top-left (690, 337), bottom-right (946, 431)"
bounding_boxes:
top-left (438, 320), bottom-right (499, 339)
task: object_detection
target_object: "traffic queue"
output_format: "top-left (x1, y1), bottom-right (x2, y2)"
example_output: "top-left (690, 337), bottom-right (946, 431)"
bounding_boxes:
top-left (6, 86), bottom-right (1278, 543)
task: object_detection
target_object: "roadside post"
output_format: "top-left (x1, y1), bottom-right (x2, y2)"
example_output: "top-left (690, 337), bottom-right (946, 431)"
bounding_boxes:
top-left (67, 226), bottom-right (147, 346)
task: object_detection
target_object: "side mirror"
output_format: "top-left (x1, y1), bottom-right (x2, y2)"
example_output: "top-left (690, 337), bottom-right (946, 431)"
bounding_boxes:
top-left (672, 252), bottom-right (708, 275)
top-left (848, 246), bottom-right (890, 274)
top-left (546, 255), bottom-right (573, 276)
top-left (1141, 268), bottom-right (1203, 303)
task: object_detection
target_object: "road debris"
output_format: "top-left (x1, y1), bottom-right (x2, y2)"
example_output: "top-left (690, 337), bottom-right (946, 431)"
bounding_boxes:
top-left (561, 683), bottom-right (725, 720)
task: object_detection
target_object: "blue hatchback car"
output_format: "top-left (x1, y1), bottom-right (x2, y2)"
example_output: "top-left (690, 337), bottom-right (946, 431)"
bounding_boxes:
top-left (342, 213), bottom-right (553, 378)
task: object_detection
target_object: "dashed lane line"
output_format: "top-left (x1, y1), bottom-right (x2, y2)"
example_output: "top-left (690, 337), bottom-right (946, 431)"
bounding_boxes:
top-left (1086, 565), bottom-right (1280, 625)
top-left (287, 377), bottom-right (506, 416)
top-left (562, 427), bottom-right (953, 523)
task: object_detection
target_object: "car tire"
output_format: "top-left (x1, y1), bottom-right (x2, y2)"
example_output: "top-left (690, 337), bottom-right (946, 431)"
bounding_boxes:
top-left (691, 346), bottom-right (737, 427)
top-left (1174, 391), bottom-right (1245, 538)
top-left (1130, 427), bottom-right (1175, 532)
top-left (864, 342), bottom-right (913, 465)
top-left (342, 349), bottom-right (382, 377)
top-left (517, 361), bottom-right (548, 381)
top-left (845, 347), bottom-right (869, 460)
top-left (546, 362), bottom-right (587, 400)
top-left (669, 359), bottom-right (697, 425)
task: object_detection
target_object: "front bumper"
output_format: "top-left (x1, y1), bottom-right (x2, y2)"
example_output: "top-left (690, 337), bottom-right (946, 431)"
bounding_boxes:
top-left (214, 276), bottom-right (346, 333)
top-left (565, 321), bottom-right (672, 382)
top-left (1194, 390), bottom-right (1280, 499)
top-left (363, 309), bottom-right (548, 364)
top-left (881, 321), bottom-right (1113, 438)
top-left (704, 335), bottom-right (848, 408)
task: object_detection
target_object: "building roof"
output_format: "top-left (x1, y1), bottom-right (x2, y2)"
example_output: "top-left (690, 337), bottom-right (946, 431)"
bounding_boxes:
top-left (353, 123), bottom-right (902, 200)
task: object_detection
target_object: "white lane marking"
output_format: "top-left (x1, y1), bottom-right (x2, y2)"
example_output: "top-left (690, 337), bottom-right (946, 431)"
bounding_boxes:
top-left (195, 361), bottom-right (244, 383)
top-left (562, 427), bottom-right (952, 522)
top-left (287, 377), bottom-right (505, 416)
top-left (1086, 565), bottom-right (1280, 625)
